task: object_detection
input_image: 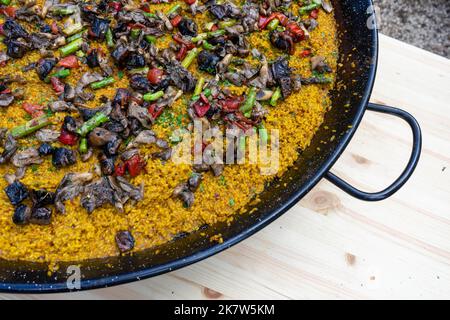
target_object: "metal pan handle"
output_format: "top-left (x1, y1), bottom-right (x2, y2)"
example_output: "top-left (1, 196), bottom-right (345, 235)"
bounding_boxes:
top-left (325, 103), bottom-right (422, 201)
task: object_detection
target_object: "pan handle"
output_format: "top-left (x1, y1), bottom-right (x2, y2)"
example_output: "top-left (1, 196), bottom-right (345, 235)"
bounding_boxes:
top-left (324, 103), bottom-right (422, 201)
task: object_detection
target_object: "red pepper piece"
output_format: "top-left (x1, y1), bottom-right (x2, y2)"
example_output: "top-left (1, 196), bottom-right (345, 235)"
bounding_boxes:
top-left (176, 44), bottom-right (188, 61)
top-left (114, 163), bottom-right (126, 176)
top-left (170, 15), bottom-right (182, 27)
top-left (220, 96), bottom-right (244, 113)
top-left (51, 21), bottom-right (59, 34)
top-left (50, 77), bottom-right (65, 93)
top-left (126, 155), bottom-right (146, 177)
top-left (57, 55), bottom-right (79, 68)
top-left (147, 103), bottom-right (164, 120)
top-left (310, 9), bottom-right (319, 19)
top-left (173, 33), bottom-right (195, 50)
top-left (0, 88), bottom-right (11, 94)
top-left (193, 94), bottom-right (211, 117)
top-left (0, 7), bottom-right (16, 18)
top-left (59, 128), bottom-right (78, 146)
top-left (210, 24), bottom-right (219, 32)
top-left (22, 103), bottom-right (45, 118)
top-left (301, 49), bottom-right (311, 57)
top-left (184, 0), bottom-right (196, 4)
top-left (147, 68), bottom-right (164, 84)
top-left (108, 2), bottom-right (122, 13)
top-left (286, 22), bottom-right (305, 43)
top-left (259, 12), bottom-right (289, 29)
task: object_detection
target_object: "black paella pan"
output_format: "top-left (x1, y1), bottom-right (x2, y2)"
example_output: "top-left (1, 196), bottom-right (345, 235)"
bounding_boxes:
top-left (0, 0), bottom-right (421, 292)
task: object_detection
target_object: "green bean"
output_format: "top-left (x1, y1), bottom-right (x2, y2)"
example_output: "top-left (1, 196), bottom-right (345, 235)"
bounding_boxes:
top-left (90, 77), bottom-right (115, 90)
top-left (10, 115), bottom-right (51, 138)
top-left (299, 1), bottom-right (321, 15)
top-left (0, 0), bottom-right (11, 5)
top-left (167, 4), bottom-right (181, 15)
top-left (218, 19), bottom-right (236, 29)
top-left (267, 19), bottom-right (280, 31)
top-left (192, 33), bottom-right (208, 43)
top-left (143, 90), bottom-right (164, 102)
top-left (76, 112), bottom-right (109, 137)
top-left (203, 88), bottom-right (212, 97)
top-left (79, 138), bottom-right (88, 154)
top-left (181, 48), bottom-right (199, 69)
top-left (207, 29), bottom-right (226, 38)
top-left (270, 87), bottom-right (281, 106)
top-left (239, 87), bottom-right (257, 116)
top-left (59, 38), bottom-right (83, 57)
top-left (44, 69), bottom-right (71, 83)
top-left (106, 28), bottom-right (114, 47)
top-left (127, 67), bottom-right (149, 75)
top-left (63, 22), bottom-right (83, 36)
top-left (51, 6), bottom-right (75, 15)
top-left (145, 35), bottom-right (157, 44)
top-left (202, 40), bottom-right (216, 50)
top-left (193, 77), bottom-right (205, 96)
top-left (143, 12), bottom-right (158, 19)
top-left (130, 28), bottom-right (141, 40)
top-left (66, 29), bottom-right (87, 43)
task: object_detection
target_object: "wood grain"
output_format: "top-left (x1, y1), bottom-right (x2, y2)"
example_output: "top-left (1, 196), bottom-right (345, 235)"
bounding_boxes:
top-left (2, 34), bottom-right (449, 300)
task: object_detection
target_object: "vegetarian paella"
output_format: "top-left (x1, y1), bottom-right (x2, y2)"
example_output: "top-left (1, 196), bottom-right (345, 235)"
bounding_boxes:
top-left (0, 0), bottom-right (337, 265)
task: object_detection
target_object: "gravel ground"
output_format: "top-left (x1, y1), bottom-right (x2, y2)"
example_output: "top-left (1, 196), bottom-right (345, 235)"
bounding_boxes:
top-left (374, 0), bottom-right (450, 57)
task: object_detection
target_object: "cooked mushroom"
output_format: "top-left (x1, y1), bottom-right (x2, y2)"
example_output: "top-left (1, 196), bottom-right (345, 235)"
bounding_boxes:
top-left (311, 56), bottom-right (332, 73)
top-left (54, 172), bottom-right (93, 213)
top-left (178, 18), bottom-right (198, 37)
top-left (36, 129), bottom-right (60, 143)
top-left (37, 143), bottom-right (54, 156)
top-left (12, 148), bottom-right (43, 168)
top-left (31, 189), bottom-right (55, 207)
top-left (197, 50), bottom-right (220, 74)
top-left (35, 58), bottom-right (56, 81)
top-left (115, 230), bottom-right (135, 253)
top-left (87, 127), bottom-right (116, 147)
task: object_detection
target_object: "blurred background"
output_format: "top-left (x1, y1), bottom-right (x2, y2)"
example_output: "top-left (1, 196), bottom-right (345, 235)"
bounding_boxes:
top-left (375, 0), bottom-right (449, 57)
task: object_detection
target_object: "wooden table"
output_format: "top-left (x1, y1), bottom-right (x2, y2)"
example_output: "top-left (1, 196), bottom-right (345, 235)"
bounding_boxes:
top-left (3, 34), bottom-right (450, 300)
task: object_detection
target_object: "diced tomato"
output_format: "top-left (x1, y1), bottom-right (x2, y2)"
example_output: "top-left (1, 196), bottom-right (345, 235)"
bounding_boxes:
top-left (108, 2), bottom-right (122, 13)
top-left (0, 7), bottom-right (16, 18)
top-left (148, 103), bottom-right (164, 119)
top-left (57, 55), bottom-right (79, 68)
top-left (58, 128), bottom-right (78, 146)
top-left (50, 77), bottom-right (65, 93)
top-left (310, 9), bottom-right (319, 19)
top-left (170, 15), bottom-right (182, 27)
top-left (184, 0), bottom-right (196, 5)
top-left (193, 94), bottom-right (211, 117)
top-left (125, 155), bottom-right (146, 177)
top-left (22, 103), bottom-right (45, 118)
top-left (114, 163), bottom-right (126, 176)
top-left (51, 21), bottom-right (59, 34)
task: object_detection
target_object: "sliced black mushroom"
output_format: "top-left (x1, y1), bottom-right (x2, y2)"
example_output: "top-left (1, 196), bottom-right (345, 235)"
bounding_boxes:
top-left (31, 189), bottom-right (55, 207)
top-left (38, 143), bottom-right (54, 156)
top-left (89, 17), bottom-right (110, 40)
top-left (52, 148), bottom-right (76, 168)
top-left (5, 181), bottom-right (29, 205)
top-left (5, 38), bottom-right (30, 59)
top-left (2, 19), bottom-right (29, 39)
top-left (197, 50), bottom-right (220, 74)
top-left (98, 152), bottom-right (115, 176)
top-left (35, 58), bottom-right (56, 81)
top-left (30, 207), bottom-right (52, 225)
top-left (178, 18), bottom-right (198, 37)
top-left (12, 204), bottom-right (31, 225)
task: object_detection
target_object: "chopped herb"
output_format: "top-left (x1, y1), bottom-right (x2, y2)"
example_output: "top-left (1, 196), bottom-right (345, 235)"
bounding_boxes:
top-left (118, 70), bottom-right (124, 79)
top-left (228, 198), bottom-right (235, 206)
top-left (218, 175), bottom-right (227, 186)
